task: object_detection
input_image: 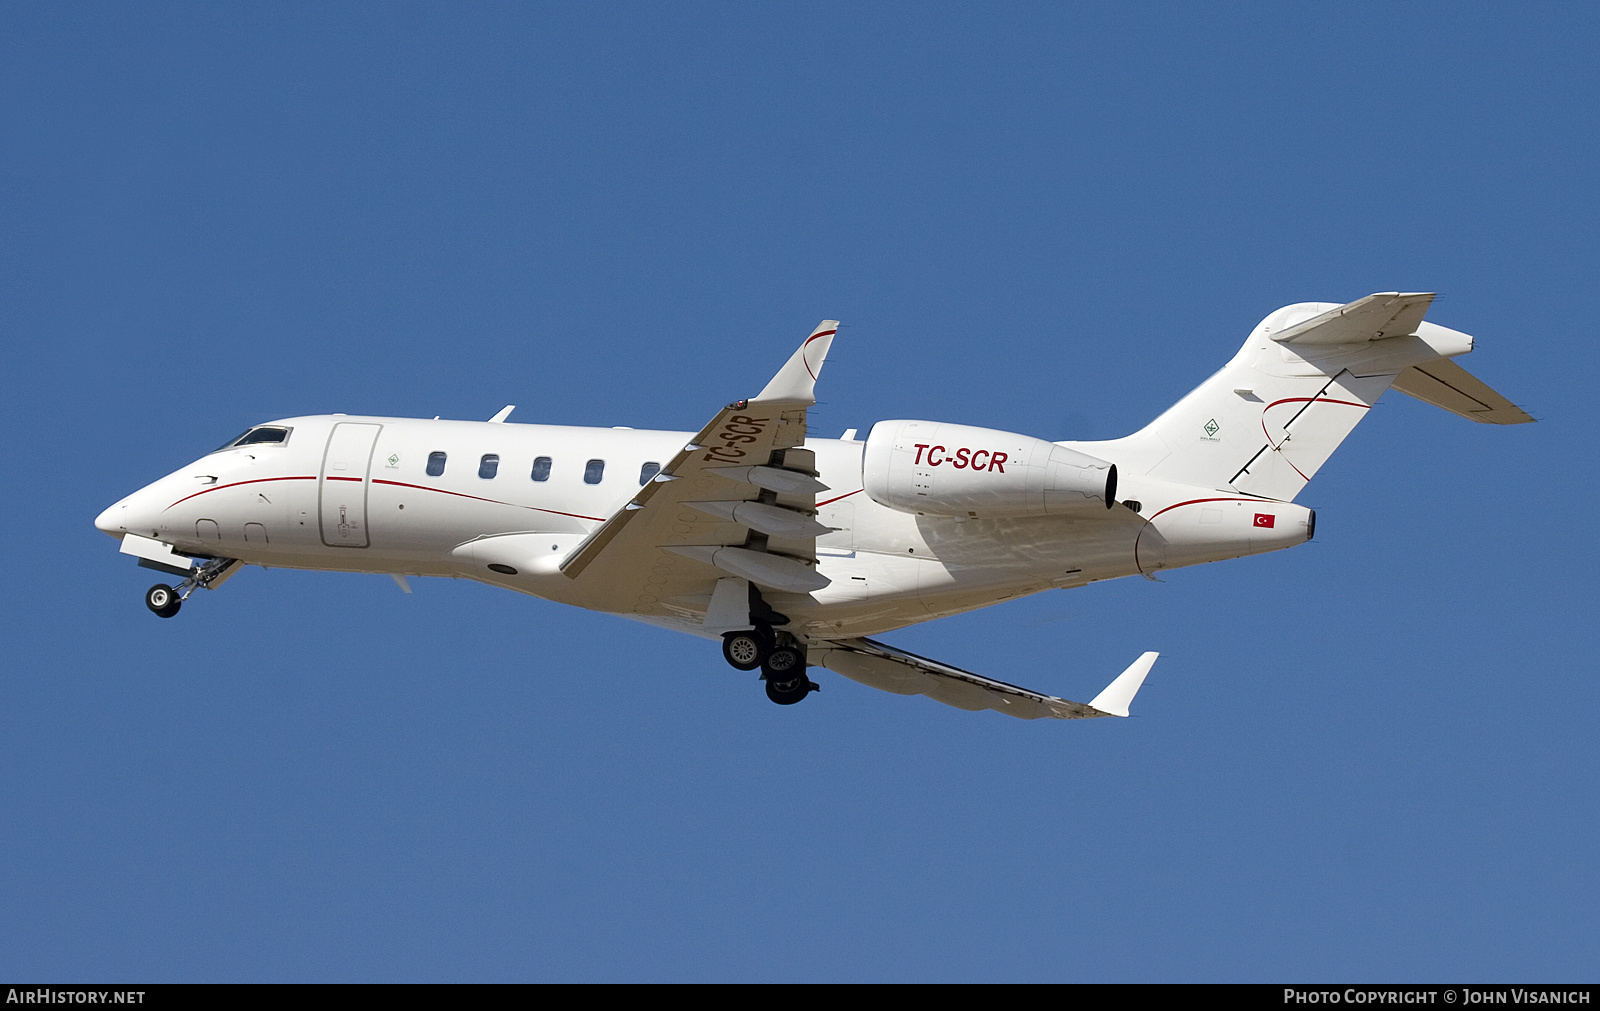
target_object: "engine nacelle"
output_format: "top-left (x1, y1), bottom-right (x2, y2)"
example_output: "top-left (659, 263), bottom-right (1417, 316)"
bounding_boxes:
top-left (862, 420), bottom-right (1117, 518)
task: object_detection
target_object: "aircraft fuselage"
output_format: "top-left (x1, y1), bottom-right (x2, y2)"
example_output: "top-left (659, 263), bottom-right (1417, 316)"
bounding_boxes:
top-left (95, 412), bottom-right (1310, 642)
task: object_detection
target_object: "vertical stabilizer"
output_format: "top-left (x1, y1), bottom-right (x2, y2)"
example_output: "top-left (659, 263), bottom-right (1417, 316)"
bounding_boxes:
top-left (1065, 295), bottom-right (1496, 502)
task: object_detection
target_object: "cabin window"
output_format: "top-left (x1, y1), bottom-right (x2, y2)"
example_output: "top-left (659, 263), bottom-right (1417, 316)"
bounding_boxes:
top-left (479, 454), bottom-right (500, 479)
top-left (426, 451), bottom-right (447, 477)
top-left (531, 457), bottom-right (552, 482)
top-left (584, 459), bottom-right (605, 484)
top-left (639, 462), bottom-right (661, 485)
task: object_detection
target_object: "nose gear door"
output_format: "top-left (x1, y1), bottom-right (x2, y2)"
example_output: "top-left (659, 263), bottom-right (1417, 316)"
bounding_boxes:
top-left (319, 423), bottom-right (382, 548)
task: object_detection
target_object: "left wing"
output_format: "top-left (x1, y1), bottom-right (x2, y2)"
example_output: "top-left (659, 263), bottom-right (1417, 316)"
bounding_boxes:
top-left (557, 321), bottom-right (839, 618)
top-left (811, 638), bottom-right (1158, 720)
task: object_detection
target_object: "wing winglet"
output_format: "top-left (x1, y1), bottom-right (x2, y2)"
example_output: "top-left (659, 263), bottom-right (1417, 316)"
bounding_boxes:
top-left (754, 320), bottom-right (839, 404)
top-left (1087, 651), bottom-right (1159, 717)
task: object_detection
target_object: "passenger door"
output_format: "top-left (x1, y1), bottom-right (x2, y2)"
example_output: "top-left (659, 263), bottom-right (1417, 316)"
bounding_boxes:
top-left (319, 423), bottom-right (382, 548)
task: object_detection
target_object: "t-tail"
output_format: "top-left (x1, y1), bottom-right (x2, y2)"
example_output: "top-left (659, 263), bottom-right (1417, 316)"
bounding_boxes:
top-left (1071, 293), bottom-right (1533, 503)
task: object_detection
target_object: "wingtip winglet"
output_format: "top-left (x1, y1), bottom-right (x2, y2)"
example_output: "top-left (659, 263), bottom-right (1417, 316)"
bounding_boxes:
top-left (753, 320), bottom-right (839, 405)
top-left (1087, 651), bottom-right (1159, 717)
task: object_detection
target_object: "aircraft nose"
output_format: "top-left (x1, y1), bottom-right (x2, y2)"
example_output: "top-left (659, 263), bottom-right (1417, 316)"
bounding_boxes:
top-left (95, 501), bottom-right (128, 538)
top-left (96, 499), bottom-right (125, 534)
top-left (98, 471), bottom-right (189, 541)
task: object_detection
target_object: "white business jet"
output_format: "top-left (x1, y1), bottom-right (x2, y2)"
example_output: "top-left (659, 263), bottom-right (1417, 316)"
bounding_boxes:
top-left (95, 294), bottom-right (1531, 719)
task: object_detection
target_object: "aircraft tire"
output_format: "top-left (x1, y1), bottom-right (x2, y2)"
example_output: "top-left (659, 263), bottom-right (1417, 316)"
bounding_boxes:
top-left (763, 645), bottom-right (803, 675)
top-left (722, 631), bottom-right (766, 671)
top-left (764, 676), bottom-right (813, 706)
top-left (145, 584), bottom-right (181, 618)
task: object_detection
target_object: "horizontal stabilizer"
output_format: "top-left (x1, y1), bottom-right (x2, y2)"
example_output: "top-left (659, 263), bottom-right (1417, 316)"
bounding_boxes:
top-left (1274, 292), bottom-right (1435, 346)
top-left (1389, 357), bottom-right (1534, 424)
top-left (811, 638), bottom-right (1157, 720)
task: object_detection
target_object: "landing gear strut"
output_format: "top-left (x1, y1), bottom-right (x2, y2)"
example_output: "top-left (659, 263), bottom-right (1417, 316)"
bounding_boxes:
top-left (143, 557), bottom-right (239, 618)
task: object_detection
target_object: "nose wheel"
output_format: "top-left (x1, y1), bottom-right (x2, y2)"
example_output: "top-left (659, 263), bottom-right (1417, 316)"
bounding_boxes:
top-left (145, 584), bottom-right (181, 618)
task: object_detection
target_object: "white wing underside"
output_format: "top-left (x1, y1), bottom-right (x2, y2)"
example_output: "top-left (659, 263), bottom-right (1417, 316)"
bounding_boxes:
top-left (813, 638), bottom-right (1158, 720)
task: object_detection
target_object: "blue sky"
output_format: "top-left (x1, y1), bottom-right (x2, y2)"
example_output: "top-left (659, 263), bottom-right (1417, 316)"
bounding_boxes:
top-left (2, 3), bottom-right (1595, 981)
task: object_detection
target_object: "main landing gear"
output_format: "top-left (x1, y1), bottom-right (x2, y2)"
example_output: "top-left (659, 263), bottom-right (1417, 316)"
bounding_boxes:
top-left (721, 626), bottom-right (819, 706)
top-left (144, 557), bottom-right (240, 619)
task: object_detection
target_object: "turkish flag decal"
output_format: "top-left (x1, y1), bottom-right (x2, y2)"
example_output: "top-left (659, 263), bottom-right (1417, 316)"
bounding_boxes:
top-left (1253, 513), bottom-right (1276, 528)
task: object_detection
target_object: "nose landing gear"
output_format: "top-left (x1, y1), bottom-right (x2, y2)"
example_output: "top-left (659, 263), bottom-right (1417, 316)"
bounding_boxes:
top-left (142, 557), bottom-right (240, 618)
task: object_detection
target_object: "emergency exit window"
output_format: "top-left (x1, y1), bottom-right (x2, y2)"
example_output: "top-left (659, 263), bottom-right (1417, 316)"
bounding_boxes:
top-left (639, 462), bottom-right (661, 485)
top-left (427, 452), bottom-right (447, 477)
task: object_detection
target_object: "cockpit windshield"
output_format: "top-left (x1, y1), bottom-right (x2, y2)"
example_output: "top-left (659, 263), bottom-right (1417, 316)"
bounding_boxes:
top-left (212, 426), bottom-right (292, 453)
